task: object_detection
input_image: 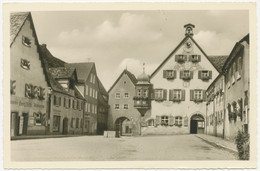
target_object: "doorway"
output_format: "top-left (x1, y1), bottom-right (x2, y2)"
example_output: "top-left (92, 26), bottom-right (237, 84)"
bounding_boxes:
top-left (114, 117), bottom-right (130, 137)
top-left (11, 112), bottom-right (19, 137)
top-left (190, 114), bottom-right (205, 134)
top-left (62, 117), bottom-right (69, 135)
top-left (22, 113), bottom-right (29, 135)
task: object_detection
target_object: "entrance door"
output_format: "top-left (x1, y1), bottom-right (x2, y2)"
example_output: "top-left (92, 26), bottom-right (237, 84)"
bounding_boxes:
top-left (62, 118), bottom-right (69, 135)
top-left (22, 113), bottom-right (29, 135)
top-left (190, 120), bottom-right (198, 134)
top-left (11, 112), bottom-right (19, 137)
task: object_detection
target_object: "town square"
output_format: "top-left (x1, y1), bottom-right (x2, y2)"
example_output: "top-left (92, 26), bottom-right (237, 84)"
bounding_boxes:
top-left (6, 7), bottom-right (253, 164)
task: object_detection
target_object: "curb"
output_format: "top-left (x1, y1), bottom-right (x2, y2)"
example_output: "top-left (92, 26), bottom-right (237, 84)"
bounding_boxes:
top-left (195, 135), bottom-right (238, 154)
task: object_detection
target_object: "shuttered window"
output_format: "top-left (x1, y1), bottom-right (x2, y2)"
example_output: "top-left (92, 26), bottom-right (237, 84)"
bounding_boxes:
top-left (169, 89), bottom-right (185, 101)
top-left (198, 70), bottom-right (212, 80)
top-left (180, 70), bottom-right (193, 80)
top-left (153, 89), bottom-right (167, 101)
top-left (163, 70), bottom-right (176, 79)
top-left (175, 55), bottom-right (187, 63)
top-left (189, 55), bottom-right (201, 62)
top-left (190, 90), bottom-right (206, 102)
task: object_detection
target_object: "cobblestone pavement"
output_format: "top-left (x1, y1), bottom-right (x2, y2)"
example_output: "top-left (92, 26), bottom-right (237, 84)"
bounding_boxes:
top-left (11, 135), bottom-right (237, 161)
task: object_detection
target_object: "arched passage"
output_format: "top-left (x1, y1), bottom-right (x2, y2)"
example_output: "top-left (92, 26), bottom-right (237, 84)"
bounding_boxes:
top-left (190, 114), bottom-right (205, 134)
top-left (114, 117), bottom-right (130, 137)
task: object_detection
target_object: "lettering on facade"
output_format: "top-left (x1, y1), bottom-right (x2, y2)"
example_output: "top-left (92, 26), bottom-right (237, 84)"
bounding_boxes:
top-left (19, 101), bottom-right (32, 107)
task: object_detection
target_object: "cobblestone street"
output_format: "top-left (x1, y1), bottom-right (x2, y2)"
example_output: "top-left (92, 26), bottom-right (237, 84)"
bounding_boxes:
top-left (11, 135), bottom-right (237, 161)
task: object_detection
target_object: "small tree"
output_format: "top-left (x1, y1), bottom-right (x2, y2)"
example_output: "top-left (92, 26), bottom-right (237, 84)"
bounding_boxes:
top-left (235, 130), bottom-right (250, 160)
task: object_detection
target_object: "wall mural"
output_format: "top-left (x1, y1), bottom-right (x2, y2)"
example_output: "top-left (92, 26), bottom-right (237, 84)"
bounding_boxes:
top-left (25, 83), bottom-right (45, 100)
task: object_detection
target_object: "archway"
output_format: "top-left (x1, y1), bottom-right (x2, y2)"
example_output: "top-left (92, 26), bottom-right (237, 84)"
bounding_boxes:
top-left (62, 117), bottom-right (69, 135)
top-left (114, 117), bottom-right (130, 137)
top-left (190, 114), bottom-right (205, 134)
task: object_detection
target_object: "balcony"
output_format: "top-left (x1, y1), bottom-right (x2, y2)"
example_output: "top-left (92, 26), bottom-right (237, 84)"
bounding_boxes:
top-left (133, 96), bottom-right (150, 108)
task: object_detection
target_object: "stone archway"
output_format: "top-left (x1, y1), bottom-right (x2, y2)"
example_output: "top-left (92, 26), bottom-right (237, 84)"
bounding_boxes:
top-left (190, 114), bottom-right (205, 134)
top-left (114, 117), bottom-right (130, 137)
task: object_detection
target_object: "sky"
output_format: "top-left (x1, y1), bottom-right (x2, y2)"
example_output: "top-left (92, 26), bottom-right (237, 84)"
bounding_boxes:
top-left (31, 10), bottom-right (249, 90)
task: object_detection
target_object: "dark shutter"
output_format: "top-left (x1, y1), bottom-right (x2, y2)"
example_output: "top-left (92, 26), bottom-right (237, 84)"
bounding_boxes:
top-left (190, 71), bottom-right (193, 79)
top-left (198, 55), bottom-right (201, 62)
top-left (163, 89), bottom-right (167, 100)
top-left (163, 70), bottom-right (167, 78)
top-left (203, 90), bottom-right (207, 101)
top-left (198, 71), bottom-right (201, 79)
top-left (169, 90), bottom-right (173, 101)
top-left (59, 97), bottom-right (62, 106)
top-left (174, 70), bottom-right (177, 79)
top-left (175, 55), bottom-right (179, 62)
top-left (156, 116), bottom-right (161, 126)
top-left (151, 89), bottom-right (155, 100)
top-left (180, 71), bottom-right (183, 79)
top-left (53, 95), bottom-right (56, 105)
top-left (181, 90), bottom-right (185, 101)
top-left (190, 90), bottom-right (194, 101)
top-left (209, 71), bottom-right (212, 79)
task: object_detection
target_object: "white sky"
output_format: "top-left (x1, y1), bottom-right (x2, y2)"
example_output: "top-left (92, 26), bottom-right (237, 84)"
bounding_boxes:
top-left (31, 10), bottom-right (249, 90)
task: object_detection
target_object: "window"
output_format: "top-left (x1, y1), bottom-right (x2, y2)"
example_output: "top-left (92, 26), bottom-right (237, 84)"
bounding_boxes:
top-left (85, 85), bottom-right (88, 96)
top-left (93, 75), bottom-right (96, 84)
top-left (115, 104), bottom-right (120, 110)
top-left (59, 97), bottom-right (62, 106)
top-left (198, 121), bottom-right (205, 128)
top-left (163, 70), bottom-right (176, 79)
top-left (88, 103), bottom-right (91, 113)
top-left (33, 112), bottom-right (42, 126)
top-left (53, 115), bottom-right (60, 131)
top-left (123, 104), bottom-right (129, 109)
top-left (95, 90), bottom-right (98, 99)
top-left (173, 90), bottom-right (181, 100)
top-left (85, 103), bottom-right (88, 111)
top-left (175, 116), bottom-right (182, 126)
top-left (76, 118), bottom-right (79, 128)
top-left (137, 89), bottom-right (141, 97)
top-left (161, 116), bottom-right (169, 126)
top-left (154, 89), bottom-right (164, 99)
top-left (90, 74), bottom-right (93, 83)
top-left (92, 105), bottom-right (95, 113)
top-left (89, 88), bottom-right (92, 97)
top-left (71, 118), bottom-right (74, 128)
top-left (183, 70), bottom-right (190, 77)
top-left (175, 55), bottom-right (187, 63)
top-left (199, 70), bottom-right (212, 80)
top-left (194, 90), bottom-right (202, 100)
top-left (180, 70), bottom-right (192, 80)
top-left (189, 55), bottom-right (201, 62)
top-left (124, 93), bottom-right (129, 98)
top-left (143, 90), bottom-right (148, 97)
top-left (115, 92), bottom-right (120, 99)
top-left (95, 105), bottom-right (97, 114)
top-left (22, 36), bottom-right (31, 47)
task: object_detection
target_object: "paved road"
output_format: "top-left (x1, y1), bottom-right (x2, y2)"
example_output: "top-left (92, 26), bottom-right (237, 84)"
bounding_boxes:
top-left (11, 135), bottom-right (237, 161)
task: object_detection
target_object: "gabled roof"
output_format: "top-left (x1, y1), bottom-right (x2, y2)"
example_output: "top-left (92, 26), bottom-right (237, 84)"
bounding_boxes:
top-left (10, 12), bottom-right (30, 46)
top-left (151, 35), bottom-right (226, 78)
top-left (108, 69), bottom-right (137, 93)
top-left (97, 77), bottom-right (108, 96)
top-left (239, 34), bottom-right (249, 44)
top-left (66, 63), bottom-right (95, 83)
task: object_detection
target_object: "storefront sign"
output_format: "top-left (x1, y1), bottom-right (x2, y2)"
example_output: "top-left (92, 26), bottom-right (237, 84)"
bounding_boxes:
top-left (11, 99), bottom-right (45, 109)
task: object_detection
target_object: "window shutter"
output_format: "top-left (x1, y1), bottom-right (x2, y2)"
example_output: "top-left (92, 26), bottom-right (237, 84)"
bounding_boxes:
top-left (188, 55), bottom-right (192, 61)
top-left (59, 97), bottom-right (61, 106)
top-left (169, 90), bottom-right (173, 101)
top-left (163, 89), bottom-right (167, 100)
top-left (151, 89), bottom-right (155, 100)
top-left (169, 115), bottom-right (174, 126)
top-left (198, 71), bottom-right (201, 79)
top-left (163, 70), bottom-right (167, 78)
top-left (198, 55), bottom-right (201, 62)
top-left (190, 71), bottom-right (193, 79)
top-left (180, 71), bottom-right (183, 79)
top-left (175, 55), bottom-right (179, 62)
top-left (181, 90), bottom-right (185, 101)
top-left (209, 71), bottom-right (212, 79)
top-left (156, 116), bottom-right (161, 126)
top-left (174, 70), bottom-right (177, 79)
top-left (190, 90), bottom-right (194, 101)
top-left (203, 90), bottom-right (207, 101)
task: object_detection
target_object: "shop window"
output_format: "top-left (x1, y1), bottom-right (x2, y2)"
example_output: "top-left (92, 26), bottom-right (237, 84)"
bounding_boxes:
top-left (22, 36), bottom-right (32, 47)
top-left (115, 104), bottom-right (120, 110)
top-left (53, 115), bottom-right (60, 132)
top-left (161, 116), bottom-right (169, 126)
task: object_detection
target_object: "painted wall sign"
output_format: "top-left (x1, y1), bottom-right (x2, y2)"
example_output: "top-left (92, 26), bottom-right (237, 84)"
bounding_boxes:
top-left (25, 83), bottom-right (45, 100)
top-left (20, 58), bottom-right (31, 70)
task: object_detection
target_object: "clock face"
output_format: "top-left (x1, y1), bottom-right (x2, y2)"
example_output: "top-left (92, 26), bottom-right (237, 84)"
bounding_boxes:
top-left (183, 41), bottom-right (193, 52)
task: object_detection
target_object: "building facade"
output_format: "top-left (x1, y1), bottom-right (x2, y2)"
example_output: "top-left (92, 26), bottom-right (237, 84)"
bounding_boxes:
top-left (223, 34), bottom-right (249, 141)
top-left (142, 24), bottom-right (224, 135)
top-left (10, 12), bottom-right (49, 137)
top-left (107, 69), bottom-right (142, 136)
top-left (68, 63), bottom-right (99, 135)
top-left (40, 44), bottom-right (85, 135)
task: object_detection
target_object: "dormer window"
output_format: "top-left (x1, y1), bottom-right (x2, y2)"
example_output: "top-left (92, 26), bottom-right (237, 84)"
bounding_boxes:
top-left (198, 70), bottom-right (212, 80)
top-left (175, 55), bottom-right (187, 63)
top-left (22, 36), bottom-right (32, 47)
top-left (180, 70), bottom-right (193, 80)
top-left (163, 70), bottom-right (176, 80)
top-left (189, 55), bottom-right (201, 63)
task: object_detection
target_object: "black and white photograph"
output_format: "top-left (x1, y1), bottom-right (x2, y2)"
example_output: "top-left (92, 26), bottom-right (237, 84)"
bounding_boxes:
top-left (2, 2), bottom-right (257, 169)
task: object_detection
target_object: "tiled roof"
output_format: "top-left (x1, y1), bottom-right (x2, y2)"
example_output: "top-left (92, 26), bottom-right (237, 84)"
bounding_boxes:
top-left (108, 69), bottom-right (137, 93)
top-left (10, 12), bottom-right (30, 46)
top-left (48, 66), bottom-right (76, 79)
top-left (208, 56), bottom-right (229, 73)
top-left (39, 44), bottom-right (65, 67)
top-left (97, 77), bottom-right (108, 96)
top-left (66, 63), bottom-right (94, 82)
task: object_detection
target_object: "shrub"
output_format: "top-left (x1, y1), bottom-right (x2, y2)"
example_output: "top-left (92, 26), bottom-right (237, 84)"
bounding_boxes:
top-left (235, 130), bottom-right (250, 160)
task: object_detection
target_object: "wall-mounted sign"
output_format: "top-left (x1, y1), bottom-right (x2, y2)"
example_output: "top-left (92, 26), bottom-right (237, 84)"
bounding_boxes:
top-left (21, 58), bottom-right (30, 70)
